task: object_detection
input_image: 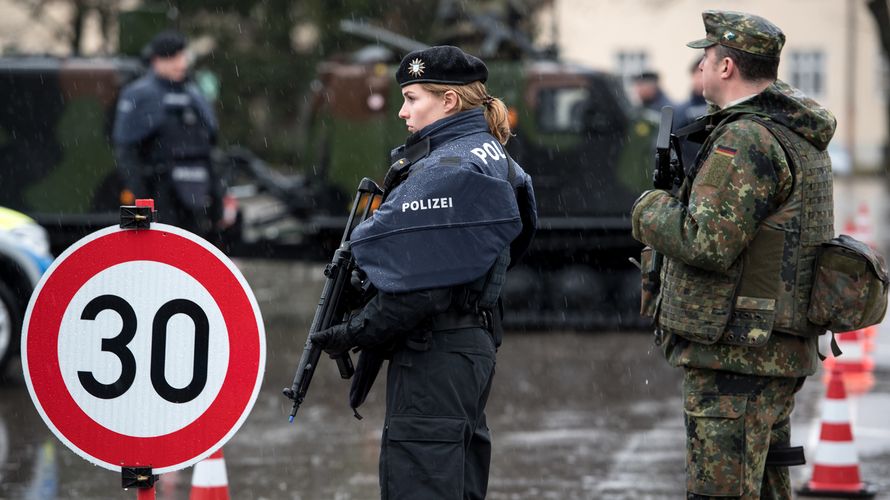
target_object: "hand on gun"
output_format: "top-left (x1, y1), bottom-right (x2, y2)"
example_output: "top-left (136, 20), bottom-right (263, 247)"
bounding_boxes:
top-left (309, 323), bottom-right (355, 356)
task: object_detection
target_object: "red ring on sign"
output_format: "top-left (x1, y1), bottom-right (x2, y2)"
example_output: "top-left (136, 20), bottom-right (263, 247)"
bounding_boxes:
top-left (26, 229), bottom-right (261, 470)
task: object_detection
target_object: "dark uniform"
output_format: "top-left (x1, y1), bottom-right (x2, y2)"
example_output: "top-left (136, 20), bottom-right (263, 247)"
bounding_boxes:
top-left (631, 11), bottom-right (836, 499)
top-left (112, 32), bottom-right (222, 238)
top-left (311, 46), bottom-right (536, 500)
top-left (633, 71), bottom-right (674, 113)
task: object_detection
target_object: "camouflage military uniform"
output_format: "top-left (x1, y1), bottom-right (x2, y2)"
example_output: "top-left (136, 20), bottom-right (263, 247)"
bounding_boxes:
top-left (631, 11), bottom-right (837, 500)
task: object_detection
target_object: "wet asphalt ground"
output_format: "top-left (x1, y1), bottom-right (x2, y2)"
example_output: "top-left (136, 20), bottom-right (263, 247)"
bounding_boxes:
top-left (1, 177), bottom-right (889, 499)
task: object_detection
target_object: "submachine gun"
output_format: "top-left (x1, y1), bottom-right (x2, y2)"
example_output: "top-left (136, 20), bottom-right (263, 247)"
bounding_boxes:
top-left (282, 178), bottom-right (384, 422)
top-left (641, 106), bottom-right (685, 331)
top-left (653, 106), bottom-right (684, 190)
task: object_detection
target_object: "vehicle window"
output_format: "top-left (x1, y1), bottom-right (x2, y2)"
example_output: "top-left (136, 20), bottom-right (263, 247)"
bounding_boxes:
top-left (536, 87), bottom-right (590, 133)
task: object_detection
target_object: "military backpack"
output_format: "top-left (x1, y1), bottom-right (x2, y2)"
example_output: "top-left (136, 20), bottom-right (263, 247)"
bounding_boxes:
top-left (808, 234), bottom-right (889, 332)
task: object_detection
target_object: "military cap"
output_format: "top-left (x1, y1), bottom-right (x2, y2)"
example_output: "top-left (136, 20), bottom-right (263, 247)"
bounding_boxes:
top-left (632, 71), bottom-right (660, 83)
top-left (147, 30), bottom-right (187, 58)
top-left (687, 10), bottom-right (785, 58)
top-left (396, 45), bottom-right (488, 87)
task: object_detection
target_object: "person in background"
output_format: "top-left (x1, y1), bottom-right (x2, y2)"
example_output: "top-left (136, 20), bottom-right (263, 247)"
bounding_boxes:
top-left (633, 70), bottom-right (673, 113)
top-left (674, 57), bottom-right (709, 168)
top-left (113, 30), bottom-right (224, 239)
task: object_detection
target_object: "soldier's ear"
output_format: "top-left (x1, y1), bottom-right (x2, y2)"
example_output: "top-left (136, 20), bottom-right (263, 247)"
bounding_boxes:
top-left (720, 56), bottom-right (735, 80)
top-left (442, 90), bottom-right (460, 113)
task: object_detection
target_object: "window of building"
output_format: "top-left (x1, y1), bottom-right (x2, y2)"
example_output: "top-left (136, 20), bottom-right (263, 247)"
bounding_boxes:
top-left (615, 50), bottom-right (649, 83)
top-left (788, 50), bottom-right (825, 96)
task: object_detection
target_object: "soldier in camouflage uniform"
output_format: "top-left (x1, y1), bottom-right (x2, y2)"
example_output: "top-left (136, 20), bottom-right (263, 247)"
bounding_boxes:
top-left (631, 11), bottom-right (837, 499)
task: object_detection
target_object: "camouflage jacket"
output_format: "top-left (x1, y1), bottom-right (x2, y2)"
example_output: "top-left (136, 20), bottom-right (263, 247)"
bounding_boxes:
top-left (631, 80), bottom-right (836, 377)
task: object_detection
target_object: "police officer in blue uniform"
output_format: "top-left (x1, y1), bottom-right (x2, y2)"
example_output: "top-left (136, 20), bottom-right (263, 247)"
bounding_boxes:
top-left (310, 45), bottom-right (537, 499)
top-left (112, 30), bottom-right (223, 238)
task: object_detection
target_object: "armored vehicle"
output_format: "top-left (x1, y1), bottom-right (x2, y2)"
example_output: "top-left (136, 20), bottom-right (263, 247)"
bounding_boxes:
top-left (0, 56), bottom-right (145, 253)
top-left (0, 55), bottom-right (321, 257)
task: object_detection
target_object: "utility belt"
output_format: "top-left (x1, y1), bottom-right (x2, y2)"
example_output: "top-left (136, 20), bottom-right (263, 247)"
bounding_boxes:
top-left (430, 309), bottom-right (493, 332)
top-left (404, 309), bottom-right (494, 352)
top-left (143, 161), bottom-right (210, 177)
top-left (143, 161), bottom-right (216, 211)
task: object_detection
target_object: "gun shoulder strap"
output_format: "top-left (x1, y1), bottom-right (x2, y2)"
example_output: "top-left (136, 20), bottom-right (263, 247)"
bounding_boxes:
top-left (383, 137), bottom-right (431, 196)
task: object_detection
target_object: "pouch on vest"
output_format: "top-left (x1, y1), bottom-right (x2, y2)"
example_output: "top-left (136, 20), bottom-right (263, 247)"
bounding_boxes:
top-left (720, 296), bottom-right (775, 347)
top-left (807, 234), bottom-right (889, 332)
top-left (639, 246), bottom-right (661, 319)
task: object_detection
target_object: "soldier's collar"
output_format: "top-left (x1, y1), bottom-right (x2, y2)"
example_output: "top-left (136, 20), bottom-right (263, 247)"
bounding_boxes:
top-left (721, 93), bottom-right (759, 110)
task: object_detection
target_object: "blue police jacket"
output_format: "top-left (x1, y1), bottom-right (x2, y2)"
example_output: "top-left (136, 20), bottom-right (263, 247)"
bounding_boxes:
top-left (351, 108), bottom-right (537, 293)
top-left (112, 71), bottom-right (217, 149)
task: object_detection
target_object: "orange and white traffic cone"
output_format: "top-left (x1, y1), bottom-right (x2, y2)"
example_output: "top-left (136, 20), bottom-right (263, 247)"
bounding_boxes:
top-left (852, 205), bottom-right (878, 353)
top-left (853, 203), bottom-right (874, 246)
top-left (823, 329), bottom-right (875, 395)
top-left (799, 369), bottom-right (877, 498)
top-left (189, 449), bottom-right (230, 500)
top-left (863, 324), bottom-right (877, 354)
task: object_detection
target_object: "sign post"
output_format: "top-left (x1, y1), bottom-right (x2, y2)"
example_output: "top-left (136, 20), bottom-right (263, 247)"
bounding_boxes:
top-left (22, 201), bottom-right (265, 497)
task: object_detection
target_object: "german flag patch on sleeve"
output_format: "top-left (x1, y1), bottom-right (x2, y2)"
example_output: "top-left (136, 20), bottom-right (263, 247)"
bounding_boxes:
top-left (714, 145), bottom-right (738, 158)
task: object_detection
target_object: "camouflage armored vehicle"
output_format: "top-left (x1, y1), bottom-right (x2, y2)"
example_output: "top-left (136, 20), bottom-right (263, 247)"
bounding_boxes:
top-left (0, 53), bottom-right (349, 258)
top-left (298, 45), bottom-right (656, 330)
top-left (0, 56), bottom-right (145, 253)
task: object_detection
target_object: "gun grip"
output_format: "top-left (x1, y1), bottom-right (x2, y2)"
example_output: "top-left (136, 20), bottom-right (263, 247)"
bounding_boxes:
top-left (335, 352), bottom-right (355, 379)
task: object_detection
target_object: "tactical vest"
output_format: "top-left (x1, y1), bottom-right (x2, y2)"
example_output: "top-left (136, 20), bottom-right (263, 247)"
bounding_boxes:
top-left (658, 115), bottom-right (834, 346)
top-left (148, 89), bottom-right (214, 165)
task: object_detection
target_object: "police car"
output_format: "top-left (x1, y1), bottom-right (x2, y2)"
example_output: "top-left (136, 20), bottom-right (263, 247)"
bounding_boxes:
top-left (0, 207), bottom-right (53, 379)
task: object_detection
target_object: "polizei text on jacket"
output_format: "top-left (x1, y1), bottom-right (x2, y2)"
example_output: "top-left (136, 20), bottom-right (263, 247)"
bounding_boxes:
top-left (402, 197), bottom-right (454, 212)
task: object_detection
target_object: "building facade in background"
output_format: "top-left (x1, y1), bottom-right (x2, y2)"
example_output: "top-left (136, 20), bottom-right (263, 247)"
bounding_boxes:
top-left (546, 0), bottom-right (884, 173)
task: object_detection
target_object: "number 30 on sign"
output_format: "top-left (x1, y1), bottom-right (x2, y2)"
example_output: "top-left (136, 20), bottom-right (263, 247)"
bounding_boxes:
top-left (22, 224), bottom-right (265, 474)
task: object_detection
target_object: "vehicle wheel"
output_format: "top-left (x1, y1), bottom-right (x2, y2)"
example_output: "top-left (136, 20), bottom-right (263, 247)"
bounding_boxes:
top-left (0, 281), bottom-right (22, 381)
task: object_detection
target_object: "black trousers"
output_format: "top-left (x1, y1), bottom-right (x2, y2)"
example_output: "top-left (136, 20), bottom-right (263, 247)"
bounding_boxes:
top-left (380, 328), bottom-right (496, 500)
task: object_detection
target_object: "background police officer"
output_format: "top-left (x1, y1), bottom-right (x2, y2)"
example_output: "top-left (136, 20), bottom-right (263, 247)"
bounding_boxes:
top-left (632, 71), bottom-right (674, 113)
top-left (310, 45), bottom-right (536, 500)
top-left (674, 57), bottom-right (709, 168)
top-left (112, 30), bottom-right (223, 239)
top-left (631, 11), bottom-right (837, 499)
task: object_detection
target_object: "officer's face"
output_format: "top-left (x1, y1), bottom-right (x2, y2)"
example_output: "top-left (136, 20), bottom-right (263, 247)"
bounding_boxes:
top-left (699, 47), bottom-right (721, 105)
top-left (399, 84), bottom-right (451, 133)
top-left (698, 46), bottom-right (728, 108)
top-left (152, 51), bottom-right (189, 82)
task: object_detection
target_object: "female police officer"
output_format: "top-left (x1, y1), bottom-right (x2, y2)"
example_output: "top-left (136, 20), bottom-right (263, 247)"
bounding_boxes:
top-left (310, 45), bottom-right (536, 499)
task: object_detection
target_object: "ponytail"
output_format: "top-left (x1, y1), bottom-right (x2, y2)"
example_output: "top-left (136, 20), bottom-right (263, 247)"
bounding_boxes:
top-left (481, 96), bottom-right (511, 145)
top-left (421, 81), bottom-right (513, 145)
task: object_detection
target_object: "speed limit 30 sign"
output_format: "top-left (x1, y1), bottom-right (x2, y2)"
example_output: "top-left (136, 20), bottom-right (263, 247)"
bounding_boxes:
top-left (22, 224), bottom-right (265, 474)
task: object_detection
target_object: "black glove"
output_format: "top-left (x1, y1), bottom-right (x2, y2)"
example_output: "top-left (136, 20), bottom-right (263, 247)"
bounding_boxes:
top-left (309, 323), bottom-right (356, 356)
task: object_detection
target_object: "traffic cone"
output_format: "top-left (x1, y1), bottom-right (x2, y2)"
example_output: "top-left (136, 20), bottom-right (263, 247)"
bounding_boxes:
top-left (799, 369), bottom-right (877, 498)
top-left (853, 203), bottom-right (874, 246)
top-left (189, 449), bottom-right (230, 500)
top-left (852, 205), bottom-right (878, 353)
top-left (823, 329), bottom-right (875, 395)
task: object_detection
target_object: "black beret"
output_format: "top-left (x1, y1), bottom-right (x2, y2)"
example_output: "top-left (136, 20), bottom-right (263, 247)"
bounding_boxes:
top-left (148, 30), bottom-right (187, 58)
top-left (396, 46), bottom-right (488, 87)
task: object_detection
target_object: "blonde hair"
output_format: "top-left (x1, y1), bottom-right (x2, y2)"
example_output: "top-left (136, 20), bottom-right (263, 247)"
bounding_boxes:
top-left (420, 81), bottom-right (511, 145)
